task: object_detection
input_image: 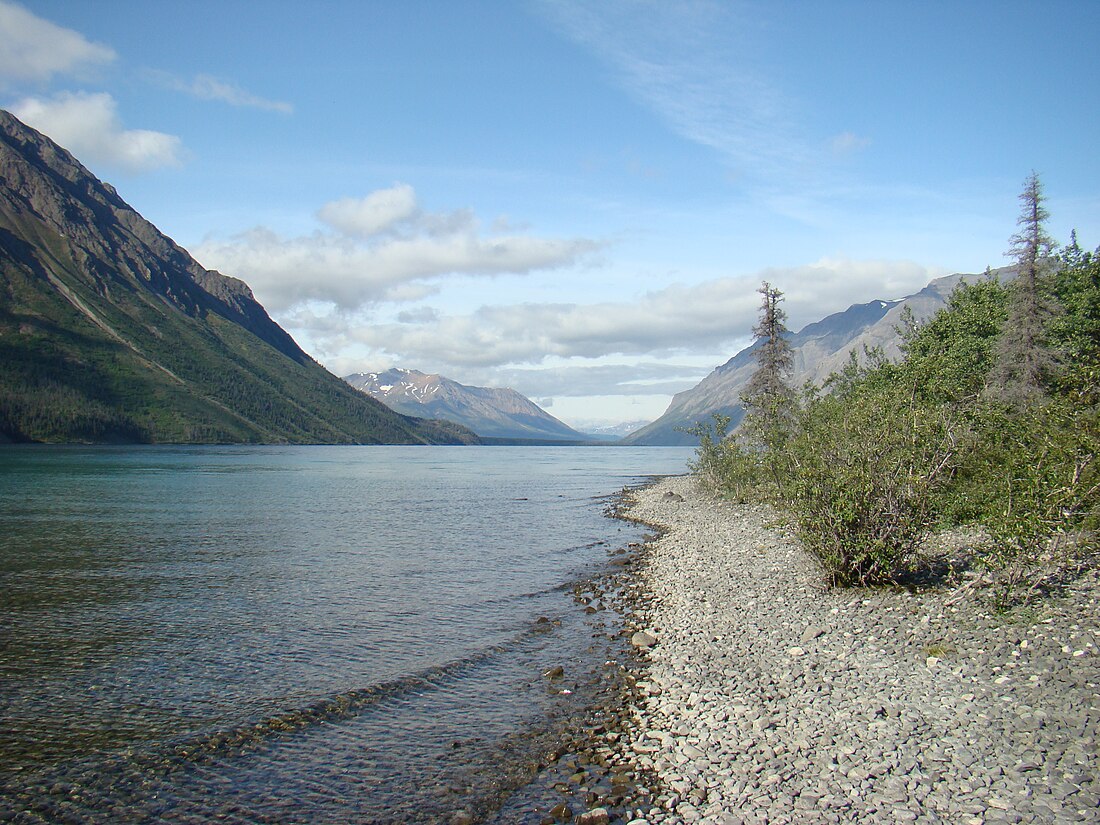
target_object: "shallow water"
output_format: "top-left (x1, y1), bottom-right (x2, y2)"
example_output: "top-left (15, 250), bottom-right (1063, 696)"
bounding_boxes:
top-left (0, 445), bottom-right (692, 823)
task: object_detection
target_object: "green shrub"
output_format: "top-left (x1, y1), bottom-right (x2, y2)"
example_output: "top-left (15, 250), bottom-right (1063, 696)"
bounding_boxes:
top-left (957, 398), bottom-right (1100, 606)
top-left (775, 383), bottom-right (965, 586)
top-left (686, 413), bottom-right (766, 501)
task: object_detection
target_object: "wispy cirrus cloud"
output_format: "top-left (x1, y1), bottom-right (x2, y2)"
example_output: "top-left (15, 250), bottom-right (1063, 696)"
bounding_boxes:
top-left (10, 91), bottom-right (184, 172)
top-left (0, 0), bottom-right (115, 87)
top-left (149, 70), bottom-right (294, 114)
top-left (192, 184), bottom-right (603, 313)
top-left (537, 1), bottom-right (879, 190)
top-left (536, 0), bottom-right (809, 180)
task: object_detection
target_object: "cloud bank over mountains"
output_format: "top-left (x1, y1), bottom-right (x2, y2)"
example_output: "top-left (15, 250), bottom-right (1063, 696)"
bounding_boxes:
top-left (340, 256), bottom-right (941, 367)
top-left (10, 92), bottom-right (184, 173)
top-left (190, 177), bottom-right (943, 400)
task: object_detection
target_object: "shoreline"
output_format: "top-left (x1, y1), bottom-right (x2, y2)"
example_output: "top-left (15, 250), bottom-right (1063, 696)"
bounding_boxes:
top-left (608, 475), bottom-right (1099, 824)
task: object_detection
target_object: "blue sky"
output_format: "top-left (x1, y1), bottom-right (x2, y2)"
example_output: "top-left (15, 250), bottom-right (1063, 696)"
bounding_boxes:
top-left (2, 1), bottom-right (1098, 428)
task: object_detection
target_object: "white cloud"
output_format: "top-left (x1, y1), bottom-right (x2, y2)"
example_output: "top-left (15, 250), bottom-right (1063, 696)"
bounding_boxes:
top-left (316, 185), bottom-right (420, 237)
top-left (0, 1), bottom-right (115, 86)
top-left (152, 71), bottom-right (294, 114)
top-left (396, 307), bottom-right (441, 324)
top-left (831, 131), bottom-right (871, 155)
top-left (757, 258), bottom-right (938, 325)
top-left (492, 363), bottom-right (709, 398)
top-left (193, 186), bottom-right (602, 312)
top-left (11, 92), bottom-right (184, 172)
top-left (328, 258), bottom-right (943, 369)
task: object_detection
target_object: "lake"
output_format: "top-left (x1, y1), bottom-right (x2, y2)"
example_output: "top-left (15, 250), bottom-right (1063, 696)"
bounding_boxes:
top-left (0, 445), bottom-right (693, 823)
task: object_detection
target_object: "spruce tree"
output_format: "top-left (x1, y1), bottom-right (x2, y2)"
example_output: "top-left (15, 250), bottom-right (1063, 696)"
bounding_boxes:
top-left (988, 172), bottom-right (1059, 403)
top-left (741, 281), bottom-right (795, 438)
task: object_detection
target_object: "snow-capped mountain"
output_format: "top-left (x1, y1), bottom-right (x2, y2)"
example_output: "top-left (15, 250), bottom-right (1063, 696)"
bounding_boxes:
top-left (345, 369), bottom-right (597, 442)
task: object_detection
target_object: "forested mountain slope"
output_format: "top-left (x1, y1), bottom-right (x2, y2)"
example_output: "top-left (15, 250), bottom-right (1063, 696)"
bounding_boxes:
top-left (0, 110), bottom-right (474, 444)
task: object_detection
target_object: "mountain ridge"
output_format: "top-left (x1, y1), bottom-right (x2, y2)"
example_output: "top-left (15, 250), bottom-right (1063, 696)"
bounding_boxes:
top-left (346, 368), bottom-right (596, 441)
top-left (0, 109), bottom-right (474, 445)
top-left (623, 268), bottom-right (1015, 445)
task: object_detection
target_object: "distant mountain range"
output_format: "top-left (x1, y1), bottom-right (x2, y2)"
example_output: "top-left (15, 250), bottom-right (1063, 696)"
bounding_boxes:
top-left (0, 109), bottom-right (474, 445)
top-left (345, 368), bottom-right (597, 442)
top-left (623, 268), bottom-right (1013, 445)
top-left (576, 420), bottom-right (653, 441)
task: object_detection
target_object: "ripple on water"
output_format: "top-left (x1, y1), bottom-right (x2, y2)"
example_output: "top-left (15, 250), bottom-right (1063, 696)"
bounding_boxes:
top-left (0, 445), bottom-right (693, 821)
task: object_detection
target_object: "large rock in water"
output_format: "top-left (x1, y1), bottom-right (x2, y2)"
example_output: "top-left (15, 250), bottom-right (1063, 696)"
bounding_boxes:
top-left (0, 109), bottom-right (475, 445)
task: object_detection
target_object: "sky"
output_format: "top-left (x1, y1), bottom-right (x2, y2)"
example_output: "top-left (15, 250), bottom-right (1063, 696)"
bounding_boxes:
top-left (2, 1), bottom-right (1098, 430)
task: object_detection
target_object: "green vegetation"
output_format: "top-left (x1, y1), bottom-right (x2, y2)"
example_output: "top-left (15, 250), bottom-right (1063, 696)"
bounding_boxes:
top-left (693, 176), bottom-right (1099, 604)
top-left (922, 642), bottom-right (956, 659)
top-left (0, 110), bottom-right (476, 446)
top-left (0, 220), bottom-right (473, 445)
top-left (739, 281), bottom-right (796, 452)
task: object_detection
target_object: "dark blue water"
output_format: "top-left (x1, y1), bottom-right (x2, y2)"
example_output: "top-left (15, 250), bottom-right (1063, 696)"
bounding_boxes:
top-left (0, 445), bottom-right (691, 823)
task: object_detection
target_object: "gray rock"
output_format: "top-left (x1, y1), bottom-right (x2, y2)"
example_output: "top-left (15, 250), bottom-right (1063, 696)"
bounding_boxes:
top-left (607, 475), bottom-right (1100, 824)
top-left (801, 626), bottom-right (825, 643)
top-left (575, 807), bottom-right (610, 825)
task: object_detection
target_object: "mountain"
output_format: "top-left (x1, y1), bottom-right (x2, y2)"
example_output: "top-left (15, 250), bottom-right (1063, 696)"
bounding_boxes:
top-left (623, 269), bottom-right (1013, 446)
top-left (345, 368), bottom-right (596, 442)
top-left (0, 109), bottom-right (475, 445)
top-left (573, 420), bottom-right (653, 441)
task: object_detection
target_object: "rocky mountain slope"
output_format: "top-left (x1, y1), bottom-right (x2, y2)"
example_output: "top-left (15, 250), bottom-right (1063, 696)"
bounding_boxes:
top-left (624, 269), bottom-right (1012, 445)
top-left (0, 109), bottom-right (474, 444)
top-left (346, 368), bottom-right (595, 441)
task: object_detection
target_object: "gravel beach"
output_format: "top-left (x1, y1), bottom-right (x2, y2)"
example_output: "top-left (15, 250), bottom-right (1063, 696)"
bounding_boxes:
top-left (613, 475), bottom-right (1100, 824)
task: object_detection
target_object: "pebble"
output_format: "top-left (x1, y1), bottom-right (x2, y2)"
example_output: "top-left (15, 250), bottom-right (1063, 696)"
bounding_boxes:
top-left (576, 807), bottom-right (611, 825)
top-left (609, 476), bottom-right (1100, 824)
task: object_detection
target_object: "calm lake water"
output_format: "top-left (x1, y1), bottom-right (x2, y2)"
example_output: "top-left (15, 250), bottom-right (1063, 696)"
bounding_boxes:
top-left (0, 445), bottom-right (693, 823)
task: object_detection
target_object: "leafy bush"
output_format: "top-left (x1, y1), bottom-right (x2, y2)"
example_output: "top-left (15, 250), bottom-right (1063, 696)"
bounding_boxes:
top-left (775, 382), bottom-right (965, 585)
top-left (955, 398), bottom-right (1100, 606)
top-left (686, 413), bottom-right (765, 501)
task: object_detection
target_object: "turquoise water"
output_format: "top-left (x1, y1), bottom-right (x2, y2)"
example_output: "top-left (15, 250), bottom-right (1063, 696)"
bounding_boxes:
top-left (0, 445), bottom-right (692, 823)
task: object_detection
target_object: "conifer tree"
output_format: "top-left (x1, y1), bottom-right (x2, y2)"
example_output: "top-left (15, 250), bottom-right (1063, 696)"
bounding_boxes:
top-left (741, 281), bottom-right (795, 437)
top-left (988, 172), bottom-right (1059, 403)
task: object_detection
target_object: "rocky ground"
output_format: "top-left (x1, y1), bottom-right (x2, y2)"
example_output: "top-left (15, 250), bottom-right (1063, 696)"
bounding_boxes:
top-left (603, 475), bottom-right (1100, 825)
